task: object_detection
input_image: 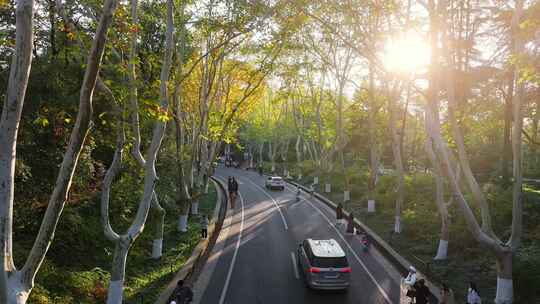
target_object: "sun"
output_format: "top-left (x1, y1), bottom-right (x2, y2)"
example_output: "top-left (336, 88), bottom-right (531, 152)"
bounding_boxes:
top-left (383, 32), bottom-right (430, 74)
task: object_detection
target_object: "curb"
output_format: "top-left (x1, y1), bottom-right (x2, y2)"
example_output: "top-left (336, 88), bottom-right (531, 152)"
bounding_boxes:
top-left (286, 179), bottom-right (455, 304)
top-left (154, 178), bottom-right (227, 304)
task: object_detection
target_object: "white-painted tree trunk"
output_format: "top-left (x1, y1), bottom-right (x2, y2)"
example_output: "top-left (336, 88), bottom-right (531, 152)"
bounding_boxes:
top-left (191, 201), bottom-right (199, 215)
top-left (107, 280), bottom-right (124, 304)
top-left (344, 190), bottom-right (350, 202)
top-left (178, 214), bottom-right (188, 232)
top-left (313, 176), bottom-right (319, 185)
top-left (106, 238), bottom-right (130, 304)
top-left (101, 0), bottom-right (173, 301)
top-left (6, 273), bottom-right (30, 304)
top-left (434, 239), bottom-right (448, 260)
top-left (152, 238), bottom-right (163, 259)
top-left (367, 200), bottom-right (376, 213)
top-left (298, 172), bottom-right (302, 180)
top-left (325, 183), bottom-right (331, 193)
top-left (495, 277), bottom-right (513, 304)
top-left (394, 216), bottom-right (402, 234)
top-left (150, 193), bottom-right (165, 259)
top-left (0, 0), bottom-right (35, 300)
top-left (1, 0), bottom-right (120, 301)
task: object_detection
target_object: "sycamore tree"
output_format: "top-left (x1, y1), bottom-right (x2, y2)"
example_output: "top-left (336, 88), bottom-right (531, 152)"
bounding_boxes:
top-left (0, 0), bottom-right (119, 302)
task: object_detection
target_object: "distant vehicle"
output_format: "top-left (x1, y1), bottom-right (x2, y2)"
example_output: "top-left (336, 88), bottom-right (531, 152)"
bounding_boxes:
top-left (297, 239), bottom-right (351, 290)
top-left (265, 176), bottom-right (285, 190)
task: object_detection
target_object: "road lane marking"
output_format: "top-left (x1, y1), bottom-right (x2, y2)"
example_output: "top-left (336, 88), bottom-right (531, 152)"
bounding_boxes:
top-left (218, 191), bottom-right (245, 304)
top-left (291, 251), bottom-right (300, 279)
top-left (300, 197), bottom-right (392, 304)
top-left (242, 178), bottom-right (289, 230)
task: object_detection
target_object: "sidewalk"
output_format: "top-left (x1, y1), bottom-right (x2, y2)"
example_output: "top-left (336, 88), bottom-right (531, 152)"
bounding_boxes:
top-left (288, 179), bottom-right (453, 304)
top-left (154, 179), bottom-right (225, 304)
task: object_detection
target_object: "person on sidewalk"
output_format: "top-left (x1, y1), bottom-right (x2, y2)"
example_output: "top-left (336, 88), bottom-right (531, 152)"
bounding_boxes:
top-left (414, 279), bottom-right (430, 304)
top-left (403, 266), bottom-right (417, 303)
top-left (346, 212), bottom-right (355, 234)
top-left (172, 279), bottom-right (193, 304)
top-left (200, 214), bottom-right (209, 239)
top-left (467, 282), bottom-right (482, 304)
top-left (230, 177), bottom-right (239, 208)
top-left (336, 203), bottom-right (344, 226)
top-left (228, 177), bottom-right (238, 208)
top-left (440, 282), bottom-right (451, 304)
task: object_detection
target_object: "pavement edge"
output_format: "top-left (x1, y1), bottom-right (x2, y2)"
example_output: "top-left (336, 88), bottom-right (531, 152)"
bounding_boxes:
top-left (286, 179), bottom-right (456, 304)
top-left (154, 177), bottom-right (228, 304)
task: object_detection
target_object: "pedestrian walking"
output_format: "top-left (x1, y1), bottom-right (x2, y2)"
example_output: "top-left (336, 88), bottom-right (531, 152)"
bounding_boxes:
top-left (200, 214), bottom-right (209, 239)
top-left (414, 279), bottom-right (430, 304)
top-left (229, 177), bottom-right (239, 208)
top-left (440, 282), bottom-right (450, 304)
top-left (336, 203), bottom-right (344, 224)
top-left (227, 176), bottom-right (235, 208)
top-left (356, 230), bottom-right (370, 252)
top-left (402, 266), bottom-right (417, 303)
top-left (467, 282), bottom-right (482, 304)
top-left (346, 212), bottom-right (355, 234)
top-left (172, 280), bottom-right (193, 304)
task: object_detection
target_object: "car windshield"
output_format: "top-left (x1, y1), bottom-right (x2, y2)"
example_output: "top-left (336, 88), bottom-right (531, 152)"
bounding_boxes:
top-left (272, 177), bottom-right (282, 181)
top-left (312, 257), bottom-right (348, 268)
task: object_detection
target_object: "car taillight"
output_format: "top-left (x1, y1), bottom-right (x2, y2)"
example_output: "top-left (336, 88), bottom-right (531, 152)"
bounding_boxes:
top-left (340, 267), bottom-right (352, 273)
top-left (309, 267), bottom-right (321, 273)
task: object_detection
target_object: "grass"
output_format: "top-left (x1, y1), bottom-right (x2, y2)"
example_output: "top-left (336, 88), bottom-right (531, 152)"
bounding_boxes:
top-left (26, 183), bottom-right (218, 304)
top-left (272, 161), bottom-right (540, 303)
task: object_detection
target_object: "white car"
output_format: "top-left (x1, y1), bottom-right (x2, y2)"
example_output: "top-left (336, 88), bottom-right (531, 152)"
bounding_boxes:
top-left (265, 176), bottom-right (285, 190)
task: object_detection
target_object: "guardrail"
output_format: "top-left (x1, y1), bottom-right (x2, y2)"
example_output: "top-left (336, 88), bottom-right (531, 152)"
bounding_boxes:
top-left (286, 179), bottom-right (454, 304)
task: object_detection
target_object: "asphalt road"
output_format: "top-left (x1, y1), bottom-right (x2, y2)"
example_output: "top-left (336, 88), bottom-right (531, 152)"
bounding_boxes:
top-left (195, 166), bottom-right (403, 304)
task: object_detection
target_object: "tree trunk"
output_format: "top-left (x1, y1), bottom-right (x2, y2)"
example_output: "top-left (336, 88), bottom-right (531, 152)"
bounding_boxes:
top-left (1, 3), bottom-right (35, 301)
top-left (367, 63), bottom-right (377, 213)
top-left (502, 73), bottom-right (514, 183)
top-left (101, 0), bottom-right (173, 301)
top-left (1, 0), bottom-right (119, 301)
top-left (388, 84), bottom-right (405, 233)
top-left (172, 1), bottom-right (190, 233)
top-left (106, 237), bottom-right (130, 304)
top-left (425, 136), bottom-right (449, 260)
top-left (495, 250), bottom-right (513, 304)
top-left (151, 193), bottom-right (165, 259)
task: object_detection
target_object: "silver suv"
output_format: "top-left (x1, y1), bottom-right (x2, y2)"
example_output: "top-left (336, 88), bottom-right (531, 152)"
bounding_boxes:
top-left (297, 239), bottom-right (351, 290)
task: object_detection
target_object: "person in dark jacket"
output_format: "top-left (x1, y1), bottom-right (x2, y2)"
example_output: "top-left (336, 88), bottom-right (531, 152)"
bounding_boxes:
top-left (414, 279), bottom-right (430, 304)
top-left (335, 203), bottom-right (345, 228)
top-left (440, 282), bottom-right (450, 304)
top-left (229, 177), bottom-right (239, 208)
top-left (346, 212), bottom-right (355, 234)
top-left (172, 280), bottom-right (193, 304)
top-left (200, 214), bottom-right (209, 239)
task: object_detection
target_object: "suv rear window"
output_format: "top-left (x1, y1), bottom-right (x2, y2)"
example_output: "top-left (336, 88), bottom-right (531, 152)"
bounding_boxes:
top-left (312, 257), bottom-right (348, 268)
top-left (272, 177), bottom-right (282, 181)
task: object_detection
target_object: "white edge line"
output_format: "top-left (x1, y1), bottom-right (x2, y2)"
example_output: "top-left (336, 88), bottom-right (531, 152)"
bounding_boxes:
top-left (300, 197), bottom-right (392, 304)
top-left (218, 190), bottom-right (245, 304)
top-left (282, 182), bottom-right (392, 303)
top-left (290, 251), bottom-right (300, 279)
top-left (242, 178), bottom-right (289, 230)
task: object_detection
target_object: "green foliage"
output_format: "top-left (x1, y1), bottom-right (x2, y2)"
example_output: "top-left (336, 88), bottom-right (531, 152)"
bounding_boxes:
top-left (287, 160), bottom-right (540, 303)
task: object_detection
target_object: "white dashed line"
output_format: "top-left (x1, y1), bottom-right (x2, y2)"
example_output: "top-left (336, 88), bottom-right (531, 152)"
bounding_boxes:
top-left (290, 251), bottom-right (300, 279)
top-left (300, 197), bottom-right (392, 304)
top-left (242, 178), bottom-right (289, 230)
